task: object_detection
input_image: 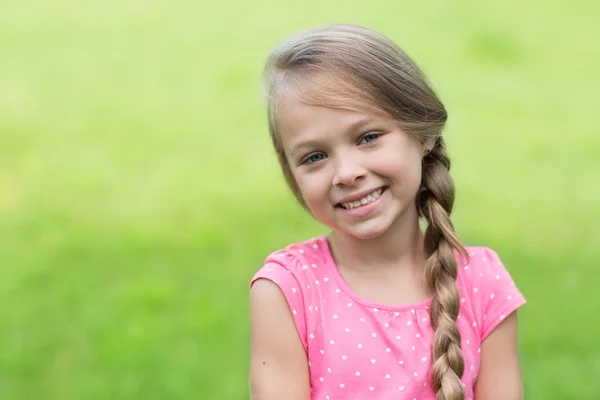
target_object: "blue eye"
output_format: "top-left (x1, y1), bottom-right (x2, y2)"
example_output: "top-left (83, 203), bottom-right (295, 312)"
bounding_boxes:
top-left (304, 153), bottom-right (326, 164)
top-left (359, 132), bottom-right (381, 144)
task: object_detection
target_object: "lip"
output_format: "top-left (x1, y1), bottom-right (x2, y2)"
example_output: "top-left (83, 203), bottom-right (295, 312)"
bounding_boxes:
top-left (337, 187), bottom-right (387, 218)
top-left (335, 186), bottom-right (387, 206)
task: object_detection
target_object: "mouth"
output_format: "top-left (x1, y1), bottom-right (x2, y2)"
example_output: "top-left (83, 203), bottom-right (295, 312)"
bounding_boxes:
top-left (336, 187), bottom-right (387, 210)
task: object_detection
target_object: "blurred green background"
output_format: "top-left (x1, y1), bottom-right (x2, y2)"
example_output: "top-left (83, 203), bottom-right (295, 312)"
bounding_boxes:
top-left (1, 0), bottom-right (598, 399)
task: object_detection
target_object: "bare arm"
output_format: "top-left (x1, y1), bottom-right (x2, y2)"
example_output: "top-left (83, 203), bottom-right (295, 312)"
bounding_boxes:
top-left (249, 279), bottom-right (311, 400)
top-left (474, 312), bottom-right (523, 399)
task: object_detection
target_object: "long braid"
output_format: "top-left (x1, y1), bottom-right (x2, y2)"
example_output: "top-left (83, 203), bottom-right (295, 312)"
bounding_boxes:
top-left (418, 138), bottom-right (467, 400)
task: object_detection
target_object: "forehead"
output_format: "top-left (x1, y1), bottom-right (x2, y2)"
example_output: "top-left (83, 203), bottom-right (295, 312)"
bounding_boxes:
top-left (275, 99), bottom-right (378, 152)
top-left (279, 98), bottom-right (368, 134)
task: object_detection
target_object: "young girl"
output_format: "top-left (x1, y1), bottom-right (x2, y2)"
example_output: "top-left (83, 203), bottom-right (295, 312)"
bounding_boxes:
top-left (249, 24), bottom-right (526, 400)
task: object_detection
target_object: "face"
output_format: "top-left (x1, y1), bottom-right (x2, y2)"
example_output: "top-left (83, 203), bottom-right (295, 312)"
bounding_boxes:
top-left (277, 98), bottom-right (431, 240)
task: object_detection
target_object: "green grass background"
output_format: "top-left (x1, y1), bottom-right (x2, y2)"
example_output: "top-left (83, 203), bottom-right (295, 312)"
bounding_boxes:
top-left (1, 0), bottom-right (598, 398)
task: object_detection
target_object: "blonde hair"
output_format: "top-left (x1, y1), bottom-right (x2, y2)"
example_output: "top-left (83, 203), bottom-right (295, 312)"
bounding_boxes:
top-left (262, 24), bottom-right (468, 400)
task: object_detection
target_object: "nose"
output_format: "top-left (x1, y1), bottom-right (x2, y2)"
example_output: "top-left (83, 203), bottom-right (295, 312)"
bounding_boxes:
top-left (332, 154), bottom-right (367, 187)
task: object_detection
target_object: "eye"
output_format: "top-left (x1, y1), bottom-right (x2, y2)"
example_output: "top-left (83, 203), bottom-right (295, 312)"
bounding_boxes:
top-left (359, 132), bottom-right (381, 144)
top-left (303, 153), bottom-right (327, 164)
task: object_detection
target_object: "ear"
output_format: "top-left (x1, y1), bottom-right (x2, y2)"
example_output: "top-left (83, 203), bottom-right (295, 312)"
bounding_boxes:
top-left (422, 138), bottom-right (436, 156)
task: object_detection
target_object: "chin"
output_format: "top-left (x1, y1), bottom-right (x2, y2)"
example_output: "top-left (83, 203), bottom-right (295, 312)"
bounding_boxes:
top-left (336, 221), bottom-right (392, 241)
top-left (349, 230), bottom-right (386, 241)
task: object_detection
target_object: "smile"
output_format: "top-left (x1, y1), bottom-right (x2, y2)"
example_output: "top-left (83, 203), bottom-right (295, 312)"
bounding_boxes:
top-left (339, 188), bottom-right (385, 210)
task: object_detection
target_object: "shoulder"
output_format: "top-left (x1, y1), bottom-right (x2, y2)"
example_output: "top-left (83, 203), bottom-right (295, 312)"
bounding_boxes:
top-left (250, 235), bottom-right (331, 286)
top-left (249, 236), bottom-right (331, 348)
top-left (458, 245), bottom-right (526, 340)
top-left (458, 246), bottom-right (518, 289)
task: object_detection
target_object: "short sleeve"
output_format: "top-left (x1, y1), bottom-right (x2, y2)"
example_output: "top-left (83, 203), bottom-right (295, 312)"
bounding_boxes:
top-left (468, 247), bottom-right (526, 340)
top-left (250, 260), bottom-right (308, 350)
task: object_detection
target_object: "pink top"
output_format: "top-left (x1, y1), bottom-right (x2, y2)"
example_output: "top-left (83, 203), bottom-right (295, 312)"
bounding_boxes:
top-left (250, 235), bottom-right (526, 400)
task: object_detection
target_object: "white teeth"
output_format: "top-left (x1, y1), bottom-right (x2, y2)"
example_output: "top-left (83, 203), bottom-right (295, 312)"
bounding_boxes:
top-left (341, 188), bottom-right (383, 210)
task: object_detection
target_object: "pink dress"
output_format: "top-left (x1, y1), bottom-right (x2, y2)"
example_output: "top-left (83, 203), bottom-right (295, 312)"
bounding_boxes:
top-left (251, 235), bottom-right (526, 400)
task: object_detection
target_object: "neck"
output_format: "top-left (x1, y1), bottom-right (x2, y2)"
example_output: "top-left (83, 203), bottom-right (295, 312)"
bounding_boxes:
top-left (327, 208), bottom-right (427, 275)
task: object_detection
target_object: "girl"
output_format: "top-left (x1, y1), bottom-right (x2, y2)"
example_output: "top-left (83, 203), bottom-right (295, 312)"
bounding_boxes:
top-left (249, 24), bottom-right (526, 400)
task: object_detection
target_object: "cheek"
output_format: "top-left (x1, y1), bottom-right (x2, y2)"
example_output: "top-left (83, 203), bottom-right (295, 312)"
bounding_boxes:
top-left (294, 173), bottom-right (330, 209)
top-left (377, 150), bottom-right (423, 188)
top-left (405, 158), bottom-right (424, 192)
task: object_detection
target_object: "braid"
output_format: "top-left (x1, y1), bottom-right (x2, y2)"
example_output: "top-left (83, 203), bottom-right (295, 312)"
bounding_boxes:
top-left (418, 138), bottom-right (467, 400)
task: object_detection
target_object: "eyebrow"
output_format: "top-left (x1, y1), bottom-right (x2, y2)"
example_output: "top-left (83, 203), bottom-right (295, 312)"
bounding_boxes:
top-left (289, 117), bottom-right (378, 158)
